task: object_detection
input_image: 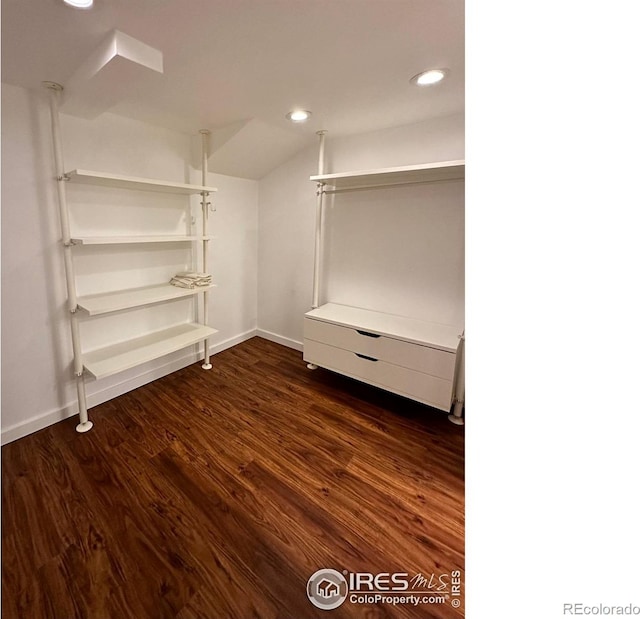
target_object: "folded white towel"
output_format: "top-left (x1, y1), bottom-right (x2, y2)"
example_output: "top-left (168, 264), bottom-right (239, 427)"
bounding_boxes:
top-left (170, 272), bottom-right (212, 289)
top-left (175, 271), bottom-right (210, 279)
top-left (170, 279), bottom-right (195, 289)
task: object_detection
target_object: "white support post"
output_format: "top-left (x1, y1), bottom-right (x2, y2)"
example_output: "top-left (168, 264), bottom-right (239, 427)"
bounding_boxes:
top-left (311, 130), bottom-right (327, 310)
top-left (449, 333), bottom-right (465, 425)
top-left (44, 82), bottom-right (93, 433)
top-left (199, 129), bottom-right (213, 370)
top-left (308, 130), bottom-right (327, 370)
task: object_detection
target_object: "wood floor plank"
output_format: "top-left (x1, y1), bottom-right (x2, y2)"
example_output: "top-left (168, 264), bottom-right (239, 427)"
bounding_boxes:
top-left (2, 336), bottom-right (464, 618)
top-left (62, 439), bottom-right (204, 617)
top-left (114, 442), bottom-right (283, 619)
top-left (151, 446), bottom-right (334, 619)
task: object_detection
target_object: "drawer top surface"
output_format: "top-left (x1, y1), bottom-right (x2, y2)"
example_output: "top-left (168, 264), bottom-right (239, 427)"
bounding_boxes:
top-left (305, 303), bottom-right (462, 352)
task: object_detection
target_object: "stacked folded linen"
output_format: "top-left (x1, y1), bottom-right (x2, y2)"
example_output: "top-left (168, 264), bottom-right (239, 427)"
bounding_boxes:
top-left (170, 272), bottom-right (212, 289)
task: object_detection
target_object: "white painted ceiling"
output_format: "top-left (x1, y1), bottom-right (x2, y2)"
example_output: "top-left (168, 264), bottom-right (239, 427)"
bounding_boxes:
top-left (1, 0), bottom-right (464, 178)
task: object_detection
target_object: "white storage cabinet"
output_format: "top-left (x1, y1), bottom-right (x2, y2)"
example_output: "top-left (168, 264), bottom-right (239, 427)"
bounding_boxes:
top-left (304, 132), bottom-right (465, 423)
top-left (304, 303), bottom-right (461, 411)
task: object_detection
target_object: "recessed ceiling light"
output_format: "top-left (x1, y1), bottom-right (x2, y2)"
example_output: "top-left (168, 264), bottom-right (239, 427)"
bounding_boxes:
top-left (410, 69), bottom-right (448, 86)
top-left (286, 110), bottom-right (312, 122)
top-left (63, 0), bottom-right (93, 8)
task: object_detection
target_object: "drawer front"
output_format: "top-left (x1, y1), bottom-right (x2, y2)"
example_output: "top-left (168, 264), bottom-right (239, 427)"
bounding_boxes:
top-left (304, 317), bottom-right (456, 381)
top-left (304, 339), bottom-right (454, 411)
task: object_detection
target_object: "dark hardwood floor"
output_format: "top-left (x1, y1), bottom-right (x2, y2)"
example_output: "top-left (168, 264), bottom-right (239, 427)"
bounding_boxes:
top-left (2, 337), bottom-right (464, 619)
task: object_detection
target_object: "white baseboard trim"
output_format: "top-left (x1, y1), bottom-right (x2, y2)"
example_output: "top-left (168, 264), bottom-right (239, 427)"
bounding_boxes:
top-left (206, 328), bottom-right (256, 356)
top-left (1, 329), bottom-right (257, 446)
top-left (255, 328), bottom-right (303, 352)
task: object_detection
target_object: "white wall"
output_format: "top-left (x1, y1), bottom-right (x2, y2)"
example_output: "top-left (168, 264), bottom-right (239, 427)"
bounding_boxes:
top-left (257, 113), bottom-right (465, 347)
top-left (1, 83), bottom-right (258, 443)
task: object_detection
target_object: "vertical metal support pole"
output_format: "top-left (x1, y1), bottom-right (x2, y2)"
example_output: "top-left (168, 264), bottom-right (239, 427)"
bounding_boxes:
top-left (317, 129), bottom-right (326, 177)
top-left (44, 81), bottom-right (93, 433)
top-left (449, 333), bottom-right (465, 425)
top-left (311, 130), bottom-right (327, 310)
top-left (199, 129), bottom-right (213, 370)
top-left (308, 131), bottom-right (327, 369)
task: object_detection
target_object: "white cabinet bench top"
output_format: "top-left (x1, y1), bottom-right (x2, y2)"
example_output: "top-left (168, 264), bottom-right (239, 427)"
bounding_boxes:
top-left (305, 303), bottom-right (462, 353)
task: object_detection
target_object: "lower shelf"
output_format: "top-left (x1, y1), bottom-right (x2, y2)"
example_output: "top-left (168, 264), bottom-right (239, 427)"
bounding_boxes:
top-left (83, 323), bottom-right (218, 380)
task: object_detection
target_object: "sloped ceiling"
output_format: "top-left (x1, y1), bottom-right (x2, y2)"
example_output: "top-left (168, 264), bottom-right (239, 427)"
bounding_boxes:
top-left (1, 0), bottom-right (464, 179)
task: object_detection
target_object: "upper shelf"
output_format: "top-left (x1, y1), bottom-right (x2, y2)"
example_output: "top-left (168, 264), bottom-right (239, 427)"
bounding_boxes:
top-left (310, 160), bottom-right (465, 190)
top-left (65, 169), bottom-right (217, 195)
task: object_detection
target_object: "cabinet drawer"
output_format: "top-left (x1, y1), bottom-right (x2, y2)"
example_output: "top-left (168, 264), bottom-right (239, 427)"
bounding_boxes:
top-left (304, 317), bottom-right (456, 381)
top-left (304, 339), bottom-right (454, 411)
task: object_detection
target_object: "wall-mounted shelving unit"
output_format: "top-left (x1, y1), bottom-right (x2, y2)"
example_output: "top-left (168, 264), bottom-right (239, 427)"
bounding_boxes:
top-left (304, 132), bottom-right (465, 424)
top-left (45, 82), bottom-right (218, 433)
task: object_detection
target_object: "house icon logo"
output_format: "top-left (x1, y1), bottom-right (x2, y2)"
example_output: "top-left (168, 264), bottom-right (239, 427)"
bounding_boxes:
top-left (307, 568), bottom-right (348, 610)
top-left (318, 578), bottom-right (340, 598)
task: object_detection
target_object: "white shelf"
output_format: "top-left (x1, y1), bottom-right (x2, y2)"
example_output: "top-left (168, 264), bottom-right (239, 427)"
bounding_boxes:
top-left (305, 303), bottom-right (462, 353)
top-left (77, 283), bottom-right (215, 316)
top-left (83, 323), bottom-right (218, 380)
top-left (310, 160), bottom-right (465, 189)
top-left (71, 235), bottom-right (214, 245)
top-left (66, 169), bottom-right (217, 195)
